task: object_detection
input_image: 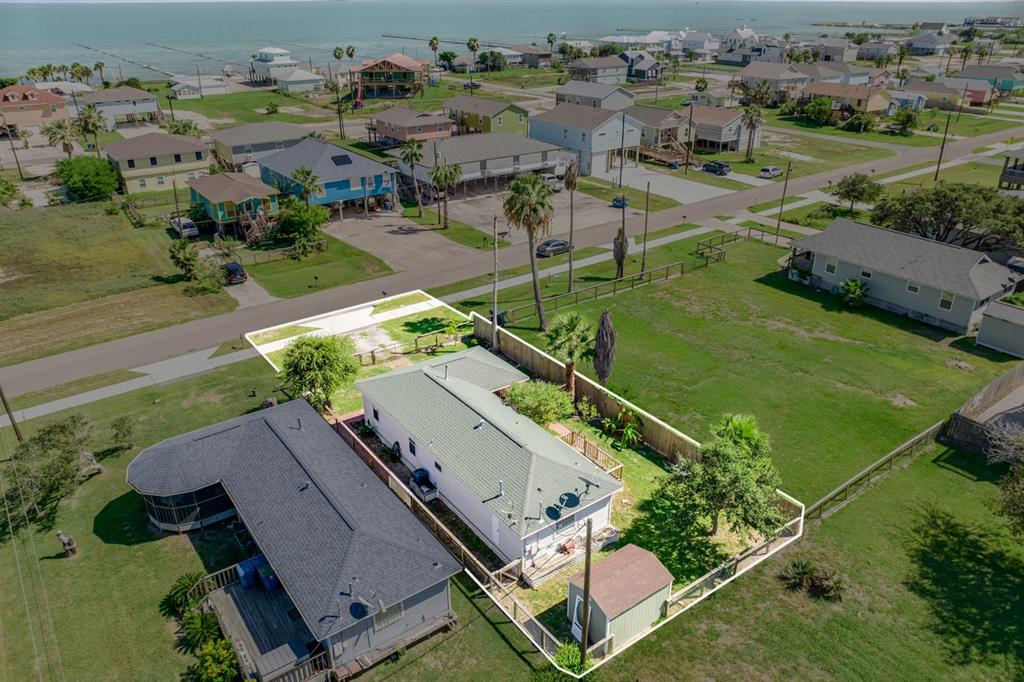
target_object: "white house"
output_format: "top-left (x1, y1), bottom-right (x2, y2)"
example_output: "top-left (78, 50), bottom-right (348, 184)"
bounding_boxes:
top-left (275, 68), bottom-right (325, 93)
top-left (170, 74), bottom-right (230, 99)
top-left (79, 86), bottom-right (159, 130)
top-left (529, 103), bottom-right (642, 176)
top-left (357, 348), bottom-right (623, 570)
top-left (251, 47), bottom-right (301, 83)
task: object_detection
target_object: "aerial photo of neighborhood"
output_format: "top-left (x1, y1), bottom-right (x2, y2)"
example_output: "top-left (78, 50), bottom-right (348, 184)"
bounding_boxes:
top-left (1, 1), bottom-right (1023, 680)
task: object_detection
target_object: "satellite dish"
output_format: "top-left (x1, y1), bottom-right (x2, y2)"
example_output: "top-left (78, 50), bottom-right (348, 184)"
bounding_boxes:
top-left (559, 492), bottom-right (580, 508)
top-left (545, 505), bottom-right (562, 521)
top-left (349, 603), bottom-right (367, 619)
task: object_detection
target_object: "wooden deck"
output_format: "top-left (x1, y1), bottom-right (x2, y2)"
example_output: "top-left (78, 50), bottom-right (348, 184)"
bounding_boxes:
top-left (208, 582), bottom-right (318, 680)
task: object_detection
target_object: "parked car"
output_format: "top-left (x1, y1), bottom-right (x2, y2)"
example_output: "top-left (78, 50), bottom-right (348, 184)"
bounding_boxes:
top-left (463, 81), bottom-right (481, 90)
top-left (170, 216), bottom-right (199, 238)
top-left (224, 262), bottom-right (247, 285)
top-left (702, 161), bottom-right (731, 176)
top-left (611, 195), bottom-right (629, 209)
top-left (759, 165), bottom-right (784, 179)
top-left (536, 239), bottom-right (571, 257)
top-left (542, 174), bottom-right (563, 192)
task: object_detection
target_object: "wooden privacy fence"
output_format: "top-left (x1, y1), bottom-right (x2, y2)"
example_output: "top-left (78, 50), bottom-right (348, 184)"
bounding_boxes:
top-left (942, 361), bottom-right (1024, 453)
top-left (473, 313), bottom-right (701, 463)
top-left (805, 420), bottom-right (946, 521)
top-left (560, 430), bottom-right (624, 480)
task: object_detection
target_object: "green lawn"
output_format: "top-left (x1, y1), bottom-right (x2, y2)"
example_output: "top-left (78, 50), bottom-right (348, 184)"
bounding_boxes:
top-left (499, 240), bottom-right (1010, 502)
top-left (577, 176), bottom-right (680, 211)
top-left (147, 82), bottom-right (335, 127)
top-left (330, 137), bottom-right (394, 163)
top-left (748, 195), bottom-right (808, 214)
top-left (636, 222), bottom-right (701, 243)
top-left (245, 231), bottom-right (391, 297)
top-left (446, 67), bottom-right (566, 89)
top-left (249, 324), bottom-right (317, 345)
top-left (936, 111), bottom-right (1023, 138)
top-left (377, 305), bottom-right (466, 345)
top-left (881, 160), bottom-right (1006, 195)
top-left (762, 108), bottom-right (940, 147)
top-left (737, 219), bottom-right (806, 241)
top-left (9, 369), bottom-right (146, 410)
top-left (694, 131), bottom-right (894, 180)
top-left (595, 447), bottom-right (1024, 681)
top-left (401, 203), bottom-right (509, 251)
top-left (779, 202), bottom-right (869, 230)
top-left (635, 96), bottom-right (686, 110)
top-left (372, 291), bottom-right (430, 314)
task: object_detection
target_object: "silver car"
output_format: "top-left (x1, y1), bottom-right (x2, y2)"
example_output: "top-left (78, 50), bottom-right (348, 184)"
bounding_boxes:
top-left (759, 165), bottom-right (784, 179)
top-left (542, 174), bottom-right (564, 192)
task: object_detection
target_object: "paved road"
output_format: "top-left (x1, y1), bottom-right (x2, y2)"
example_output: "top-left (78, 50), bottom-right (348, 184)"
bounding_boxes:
top-left (2, 125), bottom-right (1021, 397)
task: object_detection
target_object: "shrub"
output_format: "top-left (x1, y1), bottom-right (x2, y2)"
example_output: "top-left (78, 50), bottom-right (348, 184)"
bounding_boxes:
top-left (781, 557), bottom-right (817, 590)
top-left (110, 416), bottom-right (135, 450)
top-left (182, 609), bottom-right (221, 650)
top-left (54, 156), bottom-right (119, 201)
top-left (104, 202), bottom-right (120, 215)
top-left (280, 335), bottom-right (358, 412)
top-left (839, 279), bottom-right (868, 307)
top-left (553, 643), bottom-right (591, 674)
top-left (601, 407), bottom-right (644, 449)
top-left (810, 568), bottom-right (846, 601)
top-left (167, 571), bottom-right (205, 615)
top-left (779, 100), bottom-right (797, 116)
top-left (505, 381), bottom-right (573, 425)
top-left (186, 638), bottom-right (238, 682)
top-left (781, 560), bottom-right (846, 601)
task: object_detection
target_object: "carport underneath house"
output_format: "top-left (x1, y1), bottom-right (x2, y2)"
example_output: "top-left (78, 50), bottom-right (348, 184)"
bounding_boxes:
top-left (387, 132), bottom-right (567, 200)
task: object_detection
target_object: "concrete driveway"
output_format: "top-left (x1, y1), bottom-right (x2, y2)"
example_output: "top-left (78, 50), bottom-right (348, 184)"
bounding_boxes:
top-left (595, 162), bottom-right (734, 203)
top-left (225, 278), bottom-right (278, 308)
top-left (446, 188), bottom-right (645, 244)
top-left (323, 212), bottom-right (476, 269)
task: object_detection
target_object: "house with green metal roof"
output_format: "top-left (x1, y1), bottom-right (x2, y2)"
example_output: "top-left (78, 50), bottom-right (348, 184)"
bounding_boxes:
top-left (357, 347), bottom-right (623, 574)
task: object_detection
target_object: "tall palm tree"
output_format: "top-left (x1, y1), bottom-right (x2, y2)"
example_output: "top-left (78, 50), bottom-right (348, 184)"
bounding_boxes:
top-left (563, 158), bottom-right (579, 292)
top-left (547, 33), bottom-right (557, 54)
top-left (76, 104), bottom-right (105, 158)
top-left (41, 64), bottom-right (55, 82)
top-left (429, 36), bottom-right (441, 67)
top-left (291, 165), bottom-right (320, 205)
top-left (57, 64), bottom-right (70, 81)
top-left (41, 120), bottom-right (75, 159)
top-left (400, 139), bottom-right (424, 218)
top-left (741, 105), bottom-right (763, 162)
top-left (503, 173), bottom-right (554, 330)
top-left (93, 61), bottom-right (105, 83)
top-left (345, 45), bottom-right (357, 71)
top-left (895, 45), bottom-right (909, 85)
top-left (429, 157), bottom-right (462, 228)
top-left (593, 309), bottom-right (616, 386)
top-left (975, 43), bottom-right (989, 64)
top-left (544, 312), bottom-right (593, 403)
top-left (466, 37), bottom-right (481, 93)
top-left (752, 80), bottom-right (772, 106)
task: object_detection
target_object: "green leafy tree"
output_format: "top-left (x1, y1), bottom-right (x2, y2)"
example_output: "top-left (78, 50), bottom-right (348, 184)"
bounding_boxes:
top-left (673, 414), bottom-right (785, 537)
top-left (505, 381), bottom-right (574, 425)
top-left (504, 172), bottom-right (554, 330)
top-left (593, 309), bottom-right (616, 385)
top-left (10, 415), bottom-right (95, 527)
top-left (891, 107), bottom-right (919, 136)
top-left (430, 156), bottom-right (463, 228)
top-left (275, 197), bottom-right (329, 256)
top-left (596, 43), bottom-right (620, 57)
top-left (400, 138), bottom-right (425, 218)
top-left (333, 45), bottom-right (344, 65)
top-left (751, 80), bottom-right (773, 106)
top-left (186, 638), bottom-right (237, 682)
top-left (162, 118), bottom-right (202, 137)
top-left (997, 465), bottom-right (1024, 536)
top-left (169, 238), bottom-right (200, 280)
top-left (834, 172), bottom-right (882, 211)
top-left (41, 119), bottom-right (76, 159)
top-left (439, 51), bottom-right (458, 70)
top-left (54, 156), bottom-right (119, 200)
top-left (871, 183), bottom-right (1024, 252)
top-left (839, 278), bottom-right (868, 307)
top-left (280, 335), bottom-right (358, 412)
top-left (544, 313), bottom-right (594, 402)
top-left (695, 76), bottom-right (708, 92)
top-left (111, 416), bottom-right (136, 450)
top-left (803, 96), bottom-right (834, 126)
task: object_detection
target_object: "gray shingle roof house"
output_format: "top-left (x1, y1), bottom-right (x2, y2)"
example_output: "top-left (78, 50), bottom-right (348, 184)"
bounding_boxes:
top-left (529, 104), bottom-right (642, 176)
top-left (790, 219), bottom-right (1021, 333)
top-left (210, 121), bottom-right (308, 167)
top-left (358, 348), bottom-right (623, 568)
top-left (127, 400), bottom-right (460, 679)
top-left (555, 81), bottom-right (635, 111)
top-left (569, 55), bottom-right (629, 84)
top-left (80, 85), bottom-right (159, 130)
top-left (259, 138), bottom-right (397, 208)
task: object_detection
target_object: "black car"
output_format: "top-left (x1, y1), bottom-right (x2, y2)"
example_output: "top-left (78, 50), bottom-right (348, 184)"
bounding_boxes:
top-left (224, 262), bottom-right (248, 285)
top-left (702, 161), bottom-right (732, 176)
top-left (536, 239), bottom-right (571, 257)
top-left (463, 81), bottom-right (481, 90)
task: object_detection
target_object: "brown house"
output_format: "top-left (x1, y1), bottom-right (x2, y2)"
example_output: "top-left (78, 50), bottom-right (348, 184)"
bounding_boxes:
top-left (365, 106), bottom-right (452, 146)
top-left (798, 82), bottom-right (892, 118)
top-left (0, 85), bottom-right (68, 134)
top-left (351, 53), bottom-right (427, 103)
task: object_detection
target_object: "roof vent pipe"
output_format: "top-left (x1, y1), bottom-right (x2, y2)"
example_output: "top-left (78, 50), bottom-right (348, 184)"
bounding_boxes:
top-left (443, 364), bottom-right (449, 380)
top-left (499, 480), bottom-right (504, 497)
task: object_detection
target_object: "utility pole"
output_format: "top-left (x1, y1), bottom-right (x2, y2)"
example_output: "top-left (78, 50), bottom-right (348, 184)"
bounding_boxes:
top-left (577, 518), bottom-right (593, 664)
top-left (171, 176), bottom-right (181, 217)
top-left (0, 384), bottom-right (23, 443)
top-left (196, 64), bottom-right (204, 99)
top-left (684, 101), bottom-right (693, 175)
top-left (1, 116), bottom-right (24, 181)
top-left (617, 111), bottom-right (626, 189)
top-left (640, 181), bottom-right (650, 272)
top-left (336, 91), bottom-right (345, 140)
top-left (934, 113), bottom-right (951, 182)
top-left (433, 143), bottom-right (441, 225)
top-left (491, 215), bottom-right (499, 351)
top-left (776, 160), bottom-right (792, 245)
top-left (957, 79), bottom-right (969, 122)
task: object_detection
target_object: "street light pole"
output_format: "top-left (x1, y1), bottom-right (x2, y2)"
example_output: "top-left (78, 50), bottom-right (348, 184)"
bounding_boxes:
top-left (934, 113), bottom-right (951, 182)
top-left (491, 214), bottom-right (499, 351)
top-left (776, 160), bottom-right (792, 245)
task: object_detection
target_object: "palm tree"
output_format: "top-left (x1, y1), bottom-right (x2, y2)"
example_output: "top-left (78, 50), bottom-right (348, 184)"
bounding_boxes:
top-left (466, 37), bottom-right (481, 93)
top-left (895, 45), bottom-right (909, 85)
top-left (429, 157), bottom-right (462, 228)
top-left (291, 165), bottom-right (320, 205)
top-left (76, 104), bottom-right (105, 158)
top-left (400, 139), bottom-right (424, 218)
top-left (547, 33), bottom-right (557, 54)
top-left (563, 158), bottom-right (579, 291)
top-left (544, 313), bottom-right (593, 403)
top-left (593, 309), bottom-right (616, 386)
top-left (429, 36), bottom-right (441, 67)
top-left (93, 61), bottom-right (105, 83)
top-left (752, 80), bottom-right (772, 106)
top-left (345, 45), bottom-right (357, 72)
top-left (163, 118), bottom-right (202, 137)
top-left (503, 173), bottom-right (554, 330)
top-left (41, 64), bottom-right (55, 82)
top-left (695, 77), bottom-right (708, 92)
top-left (741, 105), bottom-right (763, 162)
top-left (41, 120), bottom-right (75, 159)
top-left (975, 43), bottom-right (989, 64)
top-left (305, 130), bottom-right (325, 140)
top-left (57, 64), bottom-right (70, 81)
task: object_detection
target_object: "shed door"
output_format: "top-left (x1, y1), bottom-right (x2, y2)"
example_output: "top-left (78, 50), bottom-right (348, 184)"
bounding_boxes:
top-left (570, 595), bottom-right (584, 642)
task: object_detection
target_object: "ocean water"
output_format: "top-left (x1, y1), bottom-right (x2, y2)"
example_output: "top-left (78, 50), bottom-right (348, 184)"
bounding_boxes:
top-left (0, 0), bottom-right (1020, 78)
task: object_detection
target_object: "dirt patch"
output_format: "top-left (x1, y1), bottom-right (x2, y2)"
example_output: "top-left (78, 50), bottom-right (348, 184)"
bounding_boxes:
top-left (0, 267), bottom-right (23, 284)
top-left (890, 393), bottom-right (917, 407)
top-left (765, 319), bottom-right (866, 346)
top-left (777, 149), bottom-right (818, 162)
top-left (947, 359), bottom-right (974, 372)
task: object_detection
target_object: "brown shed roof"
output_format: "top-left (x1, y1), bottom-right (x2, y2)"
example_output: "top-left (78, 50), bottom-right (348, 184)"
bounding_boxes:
top-left (569, 544), bottom-right (673, 619)
top-left (189, 172), bottom-right (278, 204)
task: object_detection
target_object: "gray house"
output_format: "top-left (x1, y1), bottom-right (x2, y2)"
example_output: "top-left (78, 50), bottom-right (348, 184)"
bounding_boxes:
top-left (684, 105), bottom-right (761, 152)
top-left (790, 219), bottom-right (1022, 333)
top-left (79, 86), bottom-right (159, 130)
top-left (529, 104), bottom-right (642, 176)
top-left (126, 400), bottom-right (460, 681)
top-left (210, 122), bottom-right (308, 170)
top-left (623, 105), bottom-right (687, 147)
top-left (977, 299), bottom-right (1024, 358)
top-left (570, 56), bottom-right (629, 84)
top-left (555, 81), bottom-right (635, 111)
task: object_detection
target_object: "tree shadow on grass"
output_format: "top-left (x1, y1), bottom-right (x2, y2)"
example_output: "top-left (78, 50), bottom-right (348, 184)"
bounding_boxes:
top-left (93, 490), bottom-right (160, 546)
top-left (904, 506), bottom-right (1024, 674)
top-left (621, 476), bottom-right (725, 583)
top-left (400, 315), bottom-right (453, 336)
top-left (930, 446), bottom-right (1007, 484)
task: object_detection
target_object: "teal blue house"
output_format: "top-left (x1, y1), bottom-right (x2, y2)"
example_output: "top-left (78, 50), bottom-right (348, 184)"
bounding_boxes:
top-left (259, 138), bottom-right (397, 211)
top-left (188, 172), bottom-right (279, 232)
top-left (957, 65), bottom-right (1024, 95)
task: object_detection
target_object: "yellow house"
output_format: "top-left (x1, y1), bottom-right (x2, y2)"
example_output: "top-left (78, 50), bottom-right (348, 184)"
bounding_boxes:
top-left (105, 132), bottom-right (210, 193)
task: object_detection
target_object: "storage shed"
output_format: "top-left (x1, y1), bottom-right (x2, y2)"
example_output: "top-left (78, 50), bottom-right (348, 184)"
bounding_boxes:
top-left (566, 544), bottom-right (673, 652)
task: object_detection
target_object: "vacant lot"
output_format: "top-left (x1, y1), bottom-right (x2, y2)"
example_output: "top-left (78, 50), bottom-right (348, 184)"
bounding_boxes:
top-left (146, 82), bottom-right (334, 126)
top-left (501, 240), bottom-right (1010, 502)
top-left (881, 160), bottom-right (1006, 195)
top-left (763, 108), bottom-right (939, 147)
top-left (779, 201), bottom-right (868, 230)
top-left (577, 176), bottom-right (681, 211)
top-left (245, 231), bottom-right (391, 297)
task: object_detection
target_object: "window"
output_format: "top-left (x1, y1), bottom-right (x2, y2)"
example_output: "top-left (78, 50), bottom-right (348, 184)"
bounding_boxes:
top-left (50, 105), bottom-right (57, 113)
top-left (156, 175), bottom-right (165, 186)
top-left (409, 439), bottom-right (416, 456)
top-left (138, 178), bottom-right (147, 188)
top-left (825, 255), bottom-right (838, 274)
top-left (496, 115), bottom-right (503, 126)
top-left (517, 113), bottom-right (524, 123)
top-left (174, 154), bottom-right (182, 163)
top-left (149, 156), bottom-right (158, 166)
top-left (860, 269), bottom-right (872, 279)
top-left (434, 462), bottom-right (442, 473)
top-left (563, 128), bottom-right (568, 140)
top-left (194, 152), bottom-right (202, 161)
top-left (939, 291), bottom-right (955, 311)
top-left (127, 159), bottom-right (136, 169)
top-left (373, 602), bottom-right (404, 632)
top-left (581, 132), bottom-right (587, 142)
top-left (372, 407), bottom-right (379, 421)
top-left (555, 513), bottom-right (576, 533)
top-left (416, 126), bottom-right (422, 133)
top-left (275, 141), bottom-right (284, 150)
top-left (907, 281), bottom-right (920, 294)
